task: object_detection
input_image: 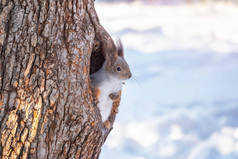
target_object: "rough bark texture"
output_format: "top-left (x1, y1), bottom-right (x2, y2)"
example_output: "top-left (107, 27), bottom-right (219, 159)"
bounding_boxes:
top-left (0, 0), bottom-right (120, 158)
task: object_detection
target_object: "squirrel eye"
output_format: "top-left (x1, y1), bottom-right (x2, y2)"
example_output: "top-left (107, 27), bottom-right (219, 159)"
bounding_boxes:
top-left (117, 67), bottom-right (121, 72)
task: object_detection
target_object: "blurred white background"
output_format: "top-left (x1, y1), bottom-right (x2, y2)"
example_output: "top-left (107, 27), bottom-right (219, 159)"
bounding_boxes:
top-left (95, 1), bottom-right (238, 159)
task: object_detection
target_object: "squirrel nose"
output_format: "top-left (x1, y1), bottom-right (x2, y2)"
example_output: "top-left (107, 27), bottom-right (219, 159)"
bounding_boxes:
top-left (128, 72), bottom-right (132, 79)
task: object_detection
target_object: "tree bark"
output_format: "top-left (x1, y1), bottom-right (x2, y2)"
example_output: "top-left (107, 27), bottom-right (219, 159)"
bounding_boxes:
top-left (0, 0), bottom-right (119, 158)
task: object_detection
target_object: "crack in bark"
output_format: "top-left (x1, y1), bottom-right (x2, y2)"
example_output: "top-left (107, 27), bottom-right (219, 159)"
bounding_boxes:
top-left (0, 2), bottom-right (13, 91)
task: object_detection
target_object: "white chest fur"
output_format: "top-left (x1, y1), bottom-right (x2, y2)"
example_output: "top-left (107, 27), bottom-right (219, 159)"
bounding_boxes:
top-left (91, 68), bottom-right (122, 121)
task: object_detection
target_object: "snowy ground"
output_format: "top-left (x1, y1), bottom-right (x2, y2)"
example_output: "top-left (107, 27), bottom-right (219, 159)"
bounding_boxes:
top-left (95, 2), bottom-right (238, 159)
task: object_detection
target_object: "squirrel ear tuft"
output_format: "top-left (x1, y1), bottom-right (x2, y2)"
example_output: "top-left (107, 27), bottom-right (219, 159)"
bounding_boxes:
top-left (117, 39), bottom-right (124, 57)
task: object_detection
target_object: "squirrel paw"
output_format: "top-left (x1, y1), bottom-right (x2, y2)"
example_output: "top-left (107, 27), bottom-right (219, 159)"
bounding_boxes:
top-left (92, 88), bottom-right (101, 105)
top-left (112, 107), bottom-right (119, 114)
top-left (104, 120), bottom-right (111, 129)
top-left (109, 92), bottom-right (120, 100)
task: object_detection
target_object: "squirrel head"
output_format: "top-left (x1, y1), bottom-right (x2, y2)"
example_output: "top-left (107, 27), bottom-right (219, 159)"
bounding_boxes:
top-left (106, 39), bottom-right (132, 80)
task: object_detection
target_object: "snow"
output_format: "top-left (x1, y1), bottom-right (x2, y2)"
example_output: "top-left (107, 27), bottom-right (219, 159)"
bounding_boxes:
top-left (95, 1), bottom-right (238, 159)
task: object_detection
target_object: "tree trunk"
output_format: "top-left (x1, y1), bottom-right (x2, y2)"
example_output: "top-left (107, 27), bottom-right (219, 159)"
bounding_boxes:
top-left (0, 0), bottom-right (119, 158)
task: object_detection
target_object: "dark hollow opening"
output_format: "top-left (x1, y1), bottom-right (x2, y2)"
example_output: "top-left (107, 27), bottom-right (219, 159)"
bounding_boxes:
top-left (90, 41), bottom-right (105, 75)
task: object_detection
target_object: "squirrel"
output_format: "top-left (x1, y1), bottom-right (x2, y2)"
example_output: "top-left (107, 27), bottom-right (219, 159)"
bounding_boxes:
top-left (90, 39), bottom-right (132, 128)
